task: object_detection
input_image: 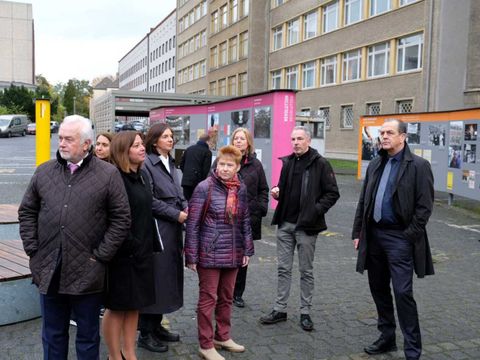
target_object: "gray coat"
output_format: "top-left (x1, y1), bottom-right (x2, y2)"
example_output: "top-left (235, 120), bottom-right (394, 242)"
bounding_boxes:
top-left (18, 151), bottom-right (131, 295)
top-left (142, 153), bottom-right (187, 314)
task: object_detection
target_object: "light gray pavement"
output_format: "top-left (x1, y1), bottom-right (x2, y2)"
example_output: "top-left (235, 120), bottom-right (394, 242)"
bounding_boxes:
top-left (1, 174), bottom-right (480, 359)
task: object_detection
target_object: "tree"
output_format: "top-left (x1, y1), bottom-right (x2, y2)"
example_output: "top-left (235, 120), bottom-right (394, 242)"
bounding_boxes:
top-left (0, 85), bottom-right (34, 119)
top-left (61, 79), bottom-right (92, 117)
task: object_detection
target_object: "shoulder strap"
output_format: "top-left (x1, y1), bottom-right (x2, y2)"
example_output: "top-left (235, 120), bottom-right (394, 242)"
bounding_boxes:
top-left (201, 177), bottom-right (213, 223)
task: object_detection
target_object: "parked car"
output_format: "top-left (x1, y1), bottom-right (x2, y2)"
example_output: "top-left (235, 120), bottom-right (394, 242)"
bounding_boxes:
top-left (0, 114), bottom-right (29, 137)
top-left (131, 121), bottom-right (146, 132)
top-left (27, 123), bottom-right (36, 135)
top-left (119, 124), bottom-right (136, 132)
top-left (50, 121), bottom-right (59, 133)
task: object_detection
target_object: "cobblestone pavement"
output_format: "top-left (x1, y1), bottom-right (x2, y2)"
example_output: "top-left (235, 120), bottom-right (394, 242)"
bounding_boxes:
top-left (1, 175), bottom-right (479, 359)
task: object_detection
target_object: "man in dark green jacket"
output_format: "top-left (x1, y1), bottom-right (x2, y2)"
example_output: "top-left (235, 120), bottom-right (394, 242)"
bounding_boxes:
top-left (260, 126), bottom-right (339, 331)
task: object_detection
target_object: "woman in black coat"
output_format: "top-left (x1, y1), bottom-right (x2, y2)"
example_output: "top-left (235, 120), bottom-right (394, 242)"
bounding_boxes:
top-left (103, 131), bottom-right (157, 360)
top-left (138, 123), bottom-right (188, 353)
top-left (230, 127), bottom-right (269, 307)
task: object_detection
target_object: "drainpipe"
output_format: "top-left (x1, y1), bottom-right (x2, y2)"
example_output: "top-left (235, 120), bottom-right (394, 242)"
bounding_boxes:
top-left (424, 0), bottom-right (434, 111)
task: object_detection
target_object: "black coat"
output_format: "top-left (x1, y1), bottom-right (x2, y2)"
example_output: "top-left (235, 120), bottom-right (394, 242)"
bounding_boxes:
top-left (105, 169), bottom-right (156, 310)
top-left (352, 144), bottom-right (435, 278)
top-left (271, 147), bottom-right (340, 234)
top-left (142, 153), bottom-right (187, 314)
top-left (180, 141), bottom-right (212, 188)
top-left (238, 154), bottom-right (269, 240)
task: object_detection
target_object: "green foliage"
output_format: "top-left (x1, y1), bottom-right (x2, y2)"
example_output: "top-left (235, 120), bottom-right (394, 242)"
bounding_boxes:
top-left (0, 105), bottom-right (10, 115)
top-left (60, 79), bottom-right (92, 117)
top-left (0, 85), bottom-right (35, 119)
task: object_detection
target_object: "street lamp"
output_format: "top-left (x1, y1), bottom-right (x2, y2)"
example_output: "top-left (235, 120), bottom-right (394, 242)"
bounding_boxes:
top-left (73, 96), bottom-right (76, 114)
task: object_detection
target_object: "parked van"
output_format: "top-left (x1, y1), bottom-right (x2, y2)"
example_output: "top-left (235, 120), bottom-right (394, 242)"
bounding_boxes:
top-left (0, 114), bottom-right (29, 137)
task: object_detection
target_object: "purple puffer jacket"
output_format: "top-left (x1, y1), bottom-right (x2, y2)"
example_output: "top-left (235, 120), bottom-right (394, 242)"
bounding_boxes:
top-left (185, 172), bottom-right (254, 268)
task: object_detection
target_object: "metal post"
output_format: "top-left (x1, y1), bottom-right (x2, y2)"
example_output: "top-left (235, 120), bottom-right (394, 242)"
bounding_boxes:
top-left (73, 96), bottom-right (76, 114)
top-left (448, 193), bottom-right (454, 206)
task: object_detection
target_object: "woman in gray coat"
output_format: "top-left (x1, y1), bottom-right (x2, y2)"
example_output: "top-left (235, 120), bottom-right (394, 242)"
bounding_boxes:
top-left (138, 123), bottom-right (188, 353)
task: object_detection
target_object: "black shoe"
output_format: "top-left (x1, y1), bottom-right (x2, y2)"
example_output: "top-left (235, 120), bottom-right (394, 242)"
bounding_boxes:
top-left (153, 325), bottom-right (180, 342)
top-left (138, 333), bottom-right (168, 353)
top-left (233, 296), bottom-right (245, 308)
top-left (259, 310), bottom-right (287, 324)
top-left (364, 337), bottom-right (397, 355)
top-left (300, 314), bottom-right (314, 331)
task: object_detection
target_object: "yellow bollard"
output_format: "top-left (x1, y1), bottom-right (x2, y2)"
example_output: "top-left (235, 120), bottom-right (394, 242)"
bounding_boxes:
top-left (35, 99), bottom-right (51, 167)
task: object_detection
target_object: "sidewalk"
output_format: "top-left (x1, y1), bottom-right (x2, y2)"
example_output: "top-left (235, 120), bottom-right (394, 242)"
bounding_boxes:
top-left (1, 175), bottom-right (479, 359)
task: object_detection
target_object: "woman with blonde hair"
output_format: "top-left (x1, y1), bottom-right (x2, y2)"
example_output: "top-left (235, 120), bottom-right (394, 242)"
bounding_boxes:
top-left (185, 145), bottom-right (254, 360)
top-left (229, 127), bottom-right (269, 308)
top-left (103, 131), bottom-right (157, 360)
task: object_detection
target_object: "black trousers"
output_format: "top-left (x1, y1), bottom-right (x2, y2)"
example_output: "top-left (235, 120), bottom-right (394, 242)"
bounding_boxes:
top-left (367, 226), bottom-right (421, 360)
top-left (138, 313), bottom-right (163, 336)
top-left (182, 186), bottom-right (194, 201)
top-left (233, 265), bottom-right (248, 298)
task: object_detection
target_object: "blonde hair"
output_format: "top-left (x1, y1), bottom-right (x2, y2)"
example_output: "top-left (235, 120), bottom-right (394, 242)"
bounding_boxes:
top-left (231, 127), bottom-right (254, 155)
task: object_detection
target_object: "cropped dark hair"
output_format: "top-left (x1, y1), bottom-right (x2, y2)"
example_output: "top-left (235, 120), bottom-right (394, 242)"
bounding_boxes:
top-left (110, 131), bottom-right (142, 173)
top-left (217, 145), bottom-right (242, 165)
top-left (144, 123), bottom-right (172, 155)
top-left (385, 118), bottom-right (407, 134)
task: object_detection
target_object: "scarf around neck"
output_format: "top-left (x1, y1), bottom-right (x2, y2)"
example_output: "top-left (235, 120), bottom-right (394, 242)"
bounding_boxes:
top-left (216, 170), bottom-right (241, 224)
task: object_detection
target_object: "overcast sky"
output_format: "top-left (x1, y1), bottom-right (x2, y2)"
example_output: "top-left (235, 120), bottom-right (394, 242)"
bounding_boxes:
top-left (27, 0), bottom-right (176, 84)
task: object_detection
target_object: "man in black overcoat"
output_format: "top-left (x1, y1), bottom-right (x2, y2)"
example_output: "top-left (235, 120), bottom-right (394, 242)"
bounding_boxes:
top-left (352, 118), bottom-right (434, 360)
top-left (180, 134), bottom-right (212, 200)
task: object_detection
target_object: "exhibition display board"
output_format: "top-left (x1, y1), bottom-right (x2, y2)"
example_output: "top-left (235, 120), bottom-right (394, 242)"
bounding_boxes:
top-left (358, 109), bottom-right (480, 201)
top-left (150, 90), bottom-right (297, 208)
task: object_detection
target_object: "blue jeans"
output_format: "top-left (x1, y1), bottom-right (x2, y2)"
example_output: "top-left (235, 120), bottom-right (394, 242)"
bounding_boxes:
top-left (40, 292), bottom-right (103, 360)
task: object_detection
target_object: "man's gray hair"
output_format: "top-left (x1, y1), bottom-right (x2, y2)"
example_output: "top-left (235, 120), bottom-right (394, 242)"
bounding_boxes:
top-left (384, 118), bottom-right (407, 134)
top-left (61, 115), bottom-right (94, 144)
top-left (292, 125), bottom-right (312, 139)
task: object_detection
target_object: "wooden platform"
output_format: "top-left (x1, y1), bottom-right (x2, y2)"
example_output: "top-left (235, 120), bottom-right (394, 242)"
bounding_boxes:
top-left (0, 239), bottom-right (30, 282)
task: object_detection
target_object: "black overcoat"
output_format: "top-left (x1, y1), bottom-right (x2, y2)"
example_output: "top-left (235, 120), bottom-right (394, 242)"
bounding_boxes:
top-left (180, 140), bottom-right (212, 188)
top-left (352, 144), bottom-right (435, 278)
top-left (142, 153), bottom-right (188, 314)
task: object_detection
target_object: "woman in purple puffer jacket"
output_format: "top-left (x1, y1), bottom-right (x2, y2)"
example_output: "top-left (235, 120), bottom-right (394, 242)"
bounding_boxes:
top-left (185, 145), bottom-right (254, 360)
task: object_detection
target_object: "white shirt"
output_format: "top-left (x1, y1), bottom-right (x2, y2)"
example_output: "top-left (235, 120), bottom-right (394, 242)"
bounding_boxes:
top-left (159, 154), bottom-right (170, 173)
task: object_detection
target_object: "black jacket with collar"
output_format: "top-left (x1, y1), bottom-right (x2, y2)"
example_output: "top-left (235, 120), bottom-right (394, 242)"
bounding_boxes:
top-left (352, 143), bottom-right (435, 278)
top-left (271, 147), bottom-right (339, 234)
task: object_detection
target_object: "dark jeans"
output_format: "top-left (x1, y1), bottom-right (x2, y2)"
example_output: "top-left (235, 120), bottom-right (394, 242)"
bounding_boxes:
top-left (138, 313), bottom-right (164, 336)
top-left (233, 265), bottom-right (248, 298)
top-left (368, 226), bottom-right (421, 360)
top-left (40, 292), bottom-right (102, 360)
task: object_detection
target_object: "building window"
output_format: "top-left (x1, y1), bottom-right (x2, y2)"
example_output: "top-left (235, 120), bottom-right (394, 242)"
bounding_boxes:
top-left (200, 60), bottom-right (206, 77)
top-left (195, 34), bottom-right (201, 50)
top-left (240, 0), bottom-right (249, 17)
top-left (343, 49), bottom-right (361, 82)
top-left (219, 42), bottom-right (227, 66)
top-left (274, 0), bottom-right (284, 6)
top-left (230, 0), bottom-right (238, 23)
top-left (345, 0), bottom-right (363, 25)
top-left (218, 78), bottom-right (226, 96)
top-left (318, 107), bottom-right (331, 129)
top-left (368, 42), bottom-right (390, 77)
top-left (239, 72), bottom-right (247, 95)
top-left (286, 65), bottom-right (298, 89)
top-left (271, 70), bottom-right (282, 89)
top-left (303, 11), bottom-right (318, 40)
top-left (273, 26), bottom-right (283, 50)
top-left (194, 63), bottom-right (199, 79)
top-left (366, 102), bottom-right (381, 115)
top-left (228, 76), bottom-right (237, 96)
top-left (400, 0), bottom-right (417, 5)
top-left (211, 11), bottom-right (219, 33)
top-left (321, 56), bottom-right (337, 86)
top-left (287, 18), bottom-right (299, 46)
top-left (302, 61), bottom-right (316, 89)
top-left (209, 46), bottom-right (218, 68)
top-left (229, 36), bottom-right (238, 62)
top-left (341, 105), bottom-right (354, 129)
top-left (221, 5), bottom-right (228, 29)
top-left (370, 0), bottom-right (390, 16)
top-left (323, 1), bottom-right (339, 33)
top-left (209, 81), bottom-right (217, 95)
top-left (397, 99), bottom-right (413, 113)
top-left (397, 33), bottom-right (423, 73)
top-left (239, 31), bottom-right (248, 58)
top-left (201, 30), bottom-right (207, 46)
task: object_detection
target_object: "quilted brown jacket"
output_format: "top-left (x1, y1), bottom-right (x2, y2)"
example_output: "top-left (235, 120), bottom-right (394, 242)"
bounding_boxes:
top-left (18, 151), bottom-right (131, 295)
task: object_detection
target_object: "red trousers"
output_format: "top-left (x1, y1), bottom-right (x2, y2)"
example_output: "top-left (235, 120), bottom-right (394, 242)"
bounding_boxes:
top-left (197, 266), bottom-right (238, 349)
